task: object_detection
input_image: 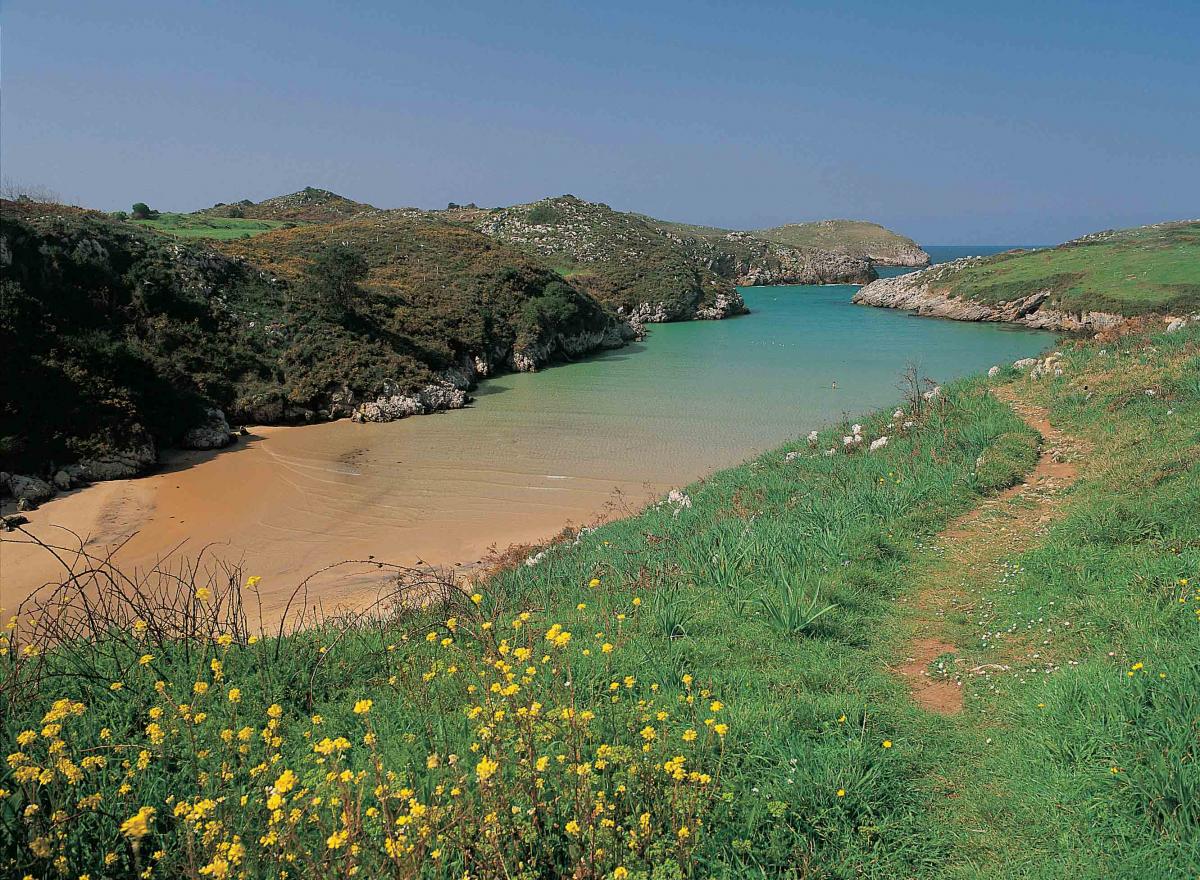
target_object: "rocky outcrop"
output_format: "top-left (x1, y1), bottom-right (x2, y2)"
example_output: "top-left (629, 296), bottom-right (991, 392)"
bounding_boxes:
top-left (180, 408), bottom-right (236, 450)
top-left (851, 261), bottom-right (1125, 332)
top-left (511, 322), bottom-right (635, 371)
top-left (78, 443), bottom-right (158, 481)
top-left (351, 381), bottom-right (470, 423)
top-left (348, 321), bottom-right (636, 422)
top-left (698, 233), bottom-right (877, 286)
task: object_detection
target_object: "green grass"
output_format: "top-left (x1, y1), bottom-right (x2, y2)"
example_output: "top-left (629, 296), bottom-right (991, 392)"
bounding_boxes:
top-left (933, 221), bottom-right (1200, 315)
top-left (4, 324), bottom-right (1198, 878)
top-left (131, 213), bottom-right (291, 240)
top-left (928, 329), bottom-right (1200, 878)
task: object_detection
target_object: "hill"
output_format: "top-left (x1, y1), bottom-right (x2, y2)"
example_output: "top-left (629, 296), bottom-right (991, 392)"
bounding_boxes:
top-left (647, 216), bottom-right (880, 286)
top-left (0, 201), bottom-right (629, 495)
top-left (196, 186), bottom-right (376, 222)
top-left (445, 195), bottom-right (748, 323)
top-left (853, 220), bottom-right (1200, 331)
top-left (754, 219), bottom-right (930, 266)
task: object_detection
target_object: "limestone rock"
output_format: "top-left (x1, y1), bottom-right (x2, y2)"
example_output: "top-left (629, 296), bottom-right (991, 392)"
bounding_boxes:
top-left (351, 380), bottom-right (469, 423)
top-left (852, 261), bottom-right (1126, 332)
top-left (9, 474), bottom-right (55, 506)
top-left (180, 408), bottom-right (235, 450)
top-left (79, 442), bottom-right (157, 480)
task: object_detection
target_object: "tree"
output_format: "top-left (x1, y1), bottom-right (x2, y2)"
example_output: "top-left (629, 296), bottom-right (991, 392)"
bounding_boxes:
top-left (131, 202), bottom-right (159, 220)
top-left (304, 244), bottom-right (369, 315)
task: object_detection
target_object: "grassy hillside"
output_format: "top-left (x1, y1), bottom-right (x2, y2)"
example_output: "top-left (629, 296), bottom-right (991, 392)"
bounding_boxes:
top-left (7, 321), bottom-right (1196, 876)
top-left (918, 220), bottom-right (1200, 316)
top-left (754, 219), bottom-right (929, 266)
top-left (132, 213), bottom-right (291, 240)
top-left (0, 201), bottom-right (627, 480)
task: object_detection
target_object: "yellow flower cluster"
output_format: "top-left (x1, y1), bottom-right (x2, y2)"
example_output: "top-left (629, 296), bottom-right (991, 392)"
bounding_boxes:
top-left (4, 601), bottom-right (729, 878)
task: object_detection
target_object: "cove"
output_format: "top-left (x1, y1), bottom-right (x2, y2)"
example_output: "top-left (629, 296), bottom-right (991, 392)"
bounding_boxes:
top-left (5, 267), bottom-right (1054, 619)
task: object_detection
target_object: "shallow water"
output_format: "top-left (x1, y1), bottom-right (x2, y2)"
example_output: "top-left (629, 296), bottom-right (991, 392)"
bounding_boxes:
top-left (4, 252), bottom-right (1054, 616)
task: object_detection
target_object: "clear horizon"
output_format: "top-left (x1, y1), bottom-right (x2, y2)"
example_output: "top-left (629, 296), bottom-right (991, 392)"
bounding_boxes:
top-left (3, 0), bottom-right (1198, 244)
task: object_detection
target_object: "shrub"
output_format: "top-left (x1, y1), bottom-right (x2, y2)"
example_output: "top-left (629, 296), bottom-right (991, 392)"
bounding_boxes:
top-left (303, 243), bottom-right (370, 316)
top-left (974, 430), bottom-right (1040, 491)
top-left (527, 203), bottom-right (560, 225)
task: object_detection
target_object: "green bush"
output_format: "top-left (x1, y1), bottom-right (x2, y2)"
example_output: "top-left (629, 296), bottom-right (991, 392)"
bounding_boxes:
top-left (974, 429), bottom-right (1040, 491)
top-left (527, 203), bottom-right (560, 225)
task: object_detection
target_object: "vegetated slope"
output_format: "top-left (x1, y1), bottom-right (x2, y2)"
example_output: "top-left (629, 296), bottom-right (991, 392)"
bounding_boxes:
top-left (853, 220), bottom-right (1200, 332)
top-left (448, 195), bottom-right (749, 322)
top-left (195, 186), bottom-right (376, 222)
top-left (754, 219), bottom-right (930, 267)
top-left (0, 359), bottom-right (1053, 877)
top-left (218, 214), bottom-right (632, 381)
top-left (0, 201), bottom-right (629, 494)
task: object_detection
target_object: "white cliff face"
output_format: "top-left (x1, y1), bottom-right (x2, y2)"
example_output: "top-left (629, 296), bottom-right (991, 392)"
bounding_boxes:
top-left (851, 261), bottom-right (1125, 332)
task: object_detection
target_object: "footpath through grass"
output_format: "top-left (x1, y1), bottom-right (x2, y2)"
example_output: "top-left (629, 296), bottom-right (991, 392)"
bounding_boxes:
top-left (2, 324), bottom-right (1198, 878)
top-left (918, 326), bottom-right (1200, 878)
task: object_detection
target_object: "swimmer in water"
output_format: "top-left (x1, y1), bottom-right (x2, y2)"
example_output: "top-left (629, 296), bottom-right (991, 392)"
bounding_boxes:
top-left (831, 381), bottom-right (838, 389)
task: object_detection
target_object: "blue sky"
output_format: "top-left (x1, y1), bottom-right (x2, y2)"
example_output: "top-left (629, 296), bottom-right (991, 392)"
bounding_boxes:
top-left (3, 0), bottom-right (1197, 243)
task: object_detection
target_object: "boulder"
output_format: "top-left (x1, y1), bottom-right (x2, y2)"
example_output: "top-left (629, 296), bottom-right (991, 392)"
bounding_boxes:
top-left (9, 474), bottom-right (55, 506)
top-left (180, 408), bottom-right (235, 450)
top-left (2, 513), bottom-right (29, 531)
top-left (79, 442), bottom-right (156, 480)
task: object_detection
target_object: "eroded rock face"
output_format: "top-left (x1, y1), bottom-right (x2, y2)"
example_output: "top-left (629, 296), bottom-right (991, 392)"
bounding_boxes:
top-left (351, 381), bottom-right (469, 423)
top-left (698, 233), bottom-right (877, 287)
top-left (7, 474), bottom-right (55, 506)
top-left (79, 443), bottom-right (157, 481)
top-left (511, 322), bottom-right (635, 372)
top-left (851, 263), bottom-right (1124, 332)
top-left (180, 408), bottom-right (235, 450)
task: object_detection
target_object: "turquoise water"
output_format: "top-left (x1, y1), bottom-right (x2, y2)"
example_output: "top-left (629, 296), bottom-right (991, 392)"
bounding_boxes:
top-left (11, 249), bottom-right (1059, 596)
top-left (18, 252), bottom-right (1057, 586)
top-left (467, 277), bottom-right (1055, 483)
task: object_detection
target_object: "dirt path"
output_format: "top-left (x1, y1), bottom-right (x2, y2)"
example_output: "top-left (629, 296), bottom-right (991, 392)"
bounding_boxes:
top-left (894, 386), bottom-right (1085, 714)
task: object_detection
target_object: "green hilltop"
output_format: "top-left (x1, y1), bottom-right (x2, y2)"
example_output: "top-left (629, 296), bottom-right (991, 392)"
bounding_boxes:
top-left (754, 219), bottom-right (929, 266)
top-left (853, 220), bottom-right (1200, 329)
top-left (926, 221), bottom-right (1199, 315)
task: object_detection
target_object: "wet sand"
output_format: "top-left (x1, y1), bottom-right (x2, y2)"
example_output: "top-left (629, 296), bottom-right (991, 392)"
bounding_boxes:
top-left (0, 415), bottom-right (668, 622)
